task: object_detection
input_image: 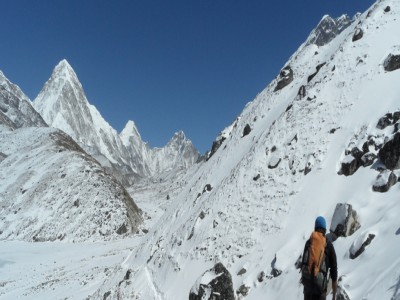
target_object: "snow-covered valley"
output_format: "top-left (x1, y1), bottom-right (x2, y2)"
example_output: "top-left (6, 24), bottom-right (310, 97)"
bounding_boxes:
top-left (1, 0), bottom-right (400, 299)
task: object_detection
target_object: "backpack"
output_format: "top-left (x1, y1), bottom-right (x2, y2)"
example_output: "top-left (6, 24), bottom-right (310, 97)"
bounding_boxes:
top-left (301, 231), bottom-right (329, 294)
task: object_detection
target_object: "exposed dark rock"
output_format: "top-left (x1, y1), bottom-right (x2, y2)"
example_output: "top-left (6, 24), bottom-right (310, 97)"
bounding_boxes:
top-left (274, 66), bottom-right (294, 92)
top-left (103, 291), bottom-right (111, 300)
top-left (116, 223), bottom-right (127, 235)
top-left (286, 104), bottom-right (293, 112)
top-left (271, 146), bottom-right (277, 152)
top-left (189, 263), bottom-right (235, 300)
top-left (243, 124), bottom-right (251, 137)
top-left (329, 128), bottom-right (337, 134)
top-left (298, 85), bottom-right (306, 99)
top-left (213, 220), bottom-right (218, 228)
top-left (384, 54), bottom-right (400, 72)
top-left (199, 211), bottom-right (206, 219)
top-left (393, 111), bottom-right (400, 123)
top-left (330, 203), bottom-right (360, 237)
top-left (350, 233), bottom-right (375, 259)
top-left (341, 155), bottom-right (359, 176)
top-left (237, 284), bottom-right (250, 297)
top-left (378, 132), bottom-right (400, 169)
top-left (384, 6), bottom-right (391, 13)
top-left (376, 115), bottom-right (393, 129)
top-left (307, 15), bottom-right (352, 47)
top-left (253, 174), bottom-right (261, 181)
top-left (73, 199), bottom-right (80, 207)
top-left (395, 122), bottom-right (400, 134)
top-left (237, 268), bottom-right (247, 276)
top-left (203, 184), bottom-right (213, 193)
top-left (351, 147), bottom-right (364, 164)
top-left (361, 153), bottom-right (377, 167)
top-left (257, 271), bottom-right (266, 282)
top-left (362, 141), bottom-right (370, 153)
top-left (207, 136), bottom-right (226, 160)
top-left (372, 170), bottom-right (397, 192)
top-left (271, 255), bottom-right (282, 278)
top-left (337, 278), bottom-right (351, 300)
top-left (308, 62), bottom-right (326, 83)
top-left (268, 157), bottom-right (281, 169)
top-left (124, 269), bottom-right (132, 280)
top-left (352, 28), bottom-right (364, 42)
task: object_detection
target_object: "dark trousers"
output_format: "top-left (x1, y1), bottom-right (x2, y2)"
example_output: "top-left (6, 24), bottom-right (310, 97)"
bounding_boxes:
top-left (304, 293), bottom-right (326, 300)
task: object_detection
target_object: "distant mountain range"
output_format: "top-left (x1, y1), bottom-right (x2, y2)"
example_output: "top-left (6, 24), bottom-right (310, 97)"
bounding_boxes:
top-left (33, 59), bottom-right (200, 185)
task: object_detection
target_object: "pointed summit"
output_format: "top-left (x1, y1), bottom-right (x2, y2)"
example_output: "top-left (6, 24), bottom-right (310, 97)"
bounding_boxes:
top-left (306, 14), bottom-right (353, 47)
top-left (120, 120), bottom-right (142, 147)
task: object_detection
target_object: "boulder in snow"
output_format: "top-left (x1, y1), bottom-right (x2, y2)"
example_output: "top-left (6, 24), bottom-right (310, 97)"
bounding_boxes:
top-left (372, 170), bottom-right (397, 192)
top-left (257, 271), bottom-right (266, 282)
top-left (384, 54), bottom-right (400, 72)
top-left (376, 114), bottom-right (393, 129)
top-left (378, 132), bottom-right (400, 169)
top-left (330, 203), bottom-right (360, 237)
top-left (189, 263), bottom-right (235, 300)
top-left (349, 233), bottom-right (375, 259)
top-left (243, 124), bottom-right (251, 137)
top-left (297, 85), bottom-right (306, 99)
top-left (274, 66), bottom-right (294, 92)
top-left (208, 136), bottom-right (226, 160)
top-left (352, 28), bottom-right (363, 42)
top-left (237, 284), bottom-right (250, 297)
top-left (268, 156), bottom-right (281, 169)
top-left (341, 155), bottom-right (359, 176)
top-left (384, 6), bottom-right (391, 13)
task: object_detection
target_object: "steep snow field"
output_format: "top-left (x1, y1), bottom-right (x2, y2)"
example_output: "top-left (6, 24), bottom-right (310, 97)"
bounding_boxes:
top-left (1, 0), bottom-right (400, 299)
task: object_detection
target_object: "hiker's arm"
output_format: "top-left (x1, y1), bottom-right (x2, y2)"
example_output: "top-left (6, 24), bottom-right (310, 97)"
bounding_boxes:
top-left (332, 280), bottom-right (337, 300)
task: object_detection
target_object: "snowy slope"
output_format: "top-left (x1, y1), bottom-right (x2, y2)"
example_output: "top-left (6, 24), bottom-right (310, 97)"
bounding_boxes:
top-left (1, 0), bottom-right (400, 299)
top-left (0, 127), bottom-right (143, 242)
top-left (33, 61), bottom-right (199, 182)
top-left (87, 1), bottom-right (400, 299)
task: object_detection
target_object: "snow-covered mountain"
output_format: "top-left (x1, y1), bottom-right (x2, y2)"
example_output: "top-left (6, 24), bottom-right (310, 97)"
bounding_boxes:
top-left (1, 0), bottom-right (400, 299)
top-left (0, 70), bottom-right (143, 243)
top-left (0, 70), bottom-right (47, 130)
top-left (33, 61), bottom-right (199, 183)
top-left (85, 1), bottom-right (400, 299)
top-left (0, 127), bottom-right (143, 242)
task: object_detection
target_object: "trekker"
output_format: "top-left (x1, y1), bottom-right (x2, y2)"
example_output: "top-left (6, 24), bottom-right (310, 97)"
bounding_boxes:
top-left (301, 216), bottom-right (338, 300)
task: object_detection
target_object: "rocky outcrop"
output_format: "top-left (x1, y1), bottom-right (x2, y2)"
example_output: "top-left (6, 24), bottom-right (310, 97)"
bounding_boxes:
top-left (243, 124), bottom-right (252, 137)
top-left (372, 170), bottom-right (397, 192)
top-left (189, 263), bottom-right (235, 300)
top-left (361, 153), bottom-right (377, 167)
top-left (306, 15), bottom-right (353, 47)
top-left (352, 28), bottom-right (364, 42)
top-left (349, 233), bottom-right (375, 259)
top-left (378, 132), bottom-right (400, 169)
top-left (308, 63), bottom-right (326, 83)
top-left (384, 54), bottom-right (400, 72)
top-left (330, 203), bottom-right (360, 238)
top-left (274, 66), bottom-right (293, 92)
top-left (341, 155), bottom-right (359, 176)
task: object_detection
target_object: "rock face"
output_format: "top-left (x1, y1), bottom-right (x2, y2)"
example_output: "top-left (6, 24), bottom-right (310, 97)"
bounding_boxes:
top-left (189, 263), bottom-right (235, 300)
top-left (350, 233), bottom-right (376, 259)
top-left (384, 54), bottom-right (400, 72)
top-left (372, 170), bottom-right (397, 192)
top-left (306, 15), bottom-right (353, 47)
top-left (330, 203), bottom-right (360, 238)
top-left (0, 70), bottom-right (47, 130)
top-left (378, 132), bottom-right (400, 169)
top-left (274, 66), bottom-right (294, 92)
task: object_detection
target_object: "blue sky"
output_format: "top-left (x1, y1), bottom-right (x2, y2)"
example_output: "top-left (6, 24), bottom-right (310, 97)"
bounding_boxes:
top-left (1, 0), bottom-right (375, 154)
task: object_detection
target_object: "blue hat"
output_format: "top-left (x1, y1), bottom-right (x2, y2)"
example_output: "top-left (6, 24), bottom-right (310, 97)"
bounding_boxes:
top-left (315, 216), bottom-right (327, 230)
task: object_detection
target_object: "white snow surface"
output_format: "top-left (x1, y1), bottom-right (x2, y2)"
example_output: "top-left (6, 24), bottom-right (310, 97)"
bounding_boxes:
top-left (2, 1), bottom-right (400, 299)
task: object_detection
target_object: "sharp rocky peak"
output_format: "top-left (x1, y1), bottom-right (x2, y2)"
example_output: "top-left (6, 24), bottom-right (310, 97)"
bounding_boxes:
top-left (306, 13), bottom-right (354, 47)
